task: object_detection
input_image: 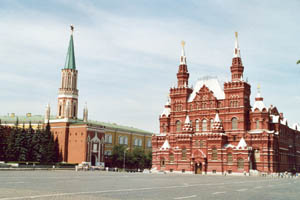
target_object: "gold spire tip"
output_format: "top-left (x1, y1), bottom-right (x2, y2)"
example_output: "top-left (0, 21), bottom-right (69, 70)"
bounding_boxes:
top-left (70, 24), bottom-right (74, 32)
top-left (181, 40), bottom-right (185, 48)
top-left (257, 84), bottom-right (261, 90)
top-left (235, 32), bottom-right (238, 38)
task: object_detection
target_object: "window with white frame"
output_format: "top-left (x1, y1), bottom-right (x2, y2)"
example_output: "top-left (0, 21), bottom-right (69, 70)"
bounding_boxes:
top-left (93, 143), bottom-right (98, 152)
top-left (105, 134), bottom-right (112, 144)
top-left (119, 136), bottom-right (124, 144)
top-left (124, 136), bottom-right (128, 145)
top-left (147, 139), bottom-right (152, 148)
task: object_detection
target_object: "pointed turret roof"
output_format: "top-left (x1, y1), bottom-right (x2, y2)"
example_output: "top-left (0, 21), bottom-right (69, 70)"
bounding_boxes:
top-left (212, 113), bottom-right (224, 132)
top-left (185, 115), bottom-right (191, 124)
top-left (237, 137), bottom-right (247, 149)
top-left (160, 139), bottom-right (171, 150)
top-left (252, 84), bottom-right (267, 112)
top-left (64, 25), bottom-right (76, 70)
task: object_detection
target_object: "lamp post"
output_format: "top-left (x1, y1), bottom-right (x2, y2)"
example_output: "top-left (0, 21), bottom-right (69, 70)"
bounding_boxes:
top-left (123, 147), bottom-right (129, 172)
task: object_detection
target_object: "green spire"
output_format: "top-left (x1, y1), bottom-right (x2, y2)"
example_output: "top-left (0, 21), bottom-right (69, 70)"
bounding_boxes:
top-left (64, 25), bottom-right (76, 69)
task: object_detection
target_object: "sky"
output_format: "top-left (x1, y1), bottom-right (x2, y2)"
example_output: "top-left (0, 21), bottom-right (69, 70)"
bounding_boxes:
top-left (0, 0), bottom-right (299, 133)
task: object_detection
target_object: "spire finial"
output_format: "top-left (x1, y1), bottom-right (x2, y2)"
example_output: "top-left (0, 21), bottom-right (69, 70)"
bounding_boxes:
top-left (233, 32), bottom-right (241, 58)
top-left (70, 24), bottom-right (74, 34)
top-left (180, 40), bottom-right (186, 65)
top-left (181, 40), bottom-right (185, 48)
top-left (256, 84), bottom-right (261, 98)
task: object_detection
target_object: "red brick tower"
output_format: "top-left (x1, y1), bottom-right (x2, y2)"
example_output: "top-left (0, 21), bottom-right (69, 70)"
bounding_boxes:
top-left (223, 32), bottom-right (251, 134)
top-left (57, 25), bottom-right (78, 120)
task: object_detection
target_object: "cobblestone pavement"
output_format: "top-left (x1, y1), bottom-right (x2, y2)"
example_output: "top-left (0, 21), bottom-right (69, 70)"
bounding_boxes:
top-left (0, 171), bottom-right (299, 200)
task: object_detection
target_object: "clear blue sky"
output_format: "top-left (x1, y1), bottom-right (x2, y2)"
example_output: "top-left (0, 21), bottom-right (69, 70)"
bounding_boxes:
top-left (0, 0), bottom-right (299, 132)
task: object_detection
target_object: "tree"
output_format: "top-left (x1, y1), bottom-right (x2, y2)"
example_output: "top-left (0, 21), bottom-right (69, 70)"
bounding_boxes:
top-left (111, 144), bottom-right (127, 168)
top-left (297, 60), bottom-right (300, 64)
top-left (18, 124), bottom-right (28, 161)
top-left (131, 147), bottom-right (146, 170)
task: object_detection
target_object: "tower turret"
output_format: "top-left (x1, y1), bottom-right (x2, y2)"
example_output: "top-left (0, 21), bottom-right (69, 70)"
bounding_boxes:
top-left (230, 32), bottom-right (244, 82)
top-left (177, 41), bottom-right (189, 88)
top-left (57, 25), bottom-right (79, 120)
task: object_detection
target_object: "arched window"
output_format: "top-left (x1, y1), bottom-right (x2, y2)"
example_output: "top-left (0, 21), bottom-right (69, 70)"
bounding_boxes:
top-left (202, 119), bottom-right (207, 131)
top-left (176, 121), bottom-right (181, 132)
top-left (212, 147), bottom-right (217, 160)
top-left (182, 147), bottom-right (187, 160)
top-left (138, 139), bottom-right (142, 146)
top-left (59, 105), bottom-right (62, 116)
top-left (147, 139), bottom-right (152, 148)
top-left (232, 117), bottom-right (238, 130)
top-left (195, 120), bottom-right (200, 131)
top-left (124, 136), bottom-right (128, 145)
top-left (254, 150), bottom-right (260, 162)
top-left (160, 158), bottom-right (165, 167)
top-left (73, 105), bottom-right (76, 117)
top-left (105, 134), bottom-right (112, 144)
top-left (170, 153), bottom-right (174, 163)
top-left (162, 124), bottom-right (167, 132)
top-left (237, 158), bottom-right (244, 169)
top-left (256, 120), bottom-right (260, 129)
top-left (227, 153), bottom-right (233, 164)
top-left (210, 119), bottom-right (214, 130)
top-left (134, 138), bottom-right (138, 146)
top-left (119, 136), bottom-right (124, 144)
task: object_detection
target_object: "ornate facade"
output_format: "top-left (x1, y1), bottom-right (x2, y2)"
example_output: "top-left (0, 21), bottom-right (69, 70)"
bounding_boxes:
top-left (152, 33), bottom-right (300, 175)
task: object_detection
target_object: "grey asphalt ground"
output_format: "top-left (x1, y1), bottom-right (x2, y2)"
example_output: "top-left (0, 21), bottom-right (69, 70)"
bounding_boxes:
top-left (0, 171), bottom-right (299, 200)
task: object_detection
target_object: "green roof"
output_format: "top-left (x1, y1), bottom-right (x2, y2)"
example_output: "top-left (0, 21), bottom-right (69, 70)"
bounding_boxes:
top-left (64, 34), bottom-right (76, 70)
top-left (85, 120), bottom-right (153, 135)
top-left (0, 115), bottom-right (55, 124)
top-left (0, 115), bottom-right (153, 135)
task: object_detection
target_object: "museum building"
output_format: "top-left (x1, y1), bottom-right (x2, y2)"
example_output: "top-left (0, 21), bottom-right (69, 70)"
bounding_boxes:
top-left (152, 33), bottom-right (300, 174)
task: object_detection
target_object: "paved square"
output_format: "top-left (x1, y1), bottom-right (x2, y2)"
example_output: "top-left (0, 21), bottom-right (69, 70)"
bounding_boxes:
top-left (0, 171), bottom-right (299, 200)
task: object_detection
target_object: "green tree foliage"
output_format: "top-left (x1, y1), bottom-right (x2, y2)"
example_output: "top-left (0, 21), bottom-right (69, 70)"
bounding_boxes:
top-left (297, 60), bottom-right (300, 64)
top-left (0, 121), bottom-right (59, 164)
top-left (110, 144), bottom-right (152, 170)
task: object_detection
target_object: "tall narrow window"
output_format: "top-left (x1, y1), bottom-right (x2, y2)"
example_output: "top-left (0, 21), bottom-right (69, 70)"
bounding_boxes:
top-left (160, 158), bottom-right (165, 167)
top-left (212, 147), bottom-right (217, 160)
top-left (202, 119), bottom-right (207, 131)
top-left (227, 153), bottom-right (233, 164)
top-left (124, 136), bottom-right (128, 145)
top-left (170, 153), bottom-right (174, 163)
top-left (73, 105), bottom-right (76, 117)
top-left (232, 117), bottom-right (238, 130)
top-left (254, 150), bottom-right (260, 162)
top-left (237, 158), bottom-right (244, 169)
top-left (59, 105), bottom-right (62, 116)
top-left (195, 120), bottom-right (200, 131)
top-left (182, 147), bottom-right (187, 160)
top-left (162, 124), bottom-right (167, 132)
top-left (256, 120), bottom-right (260, 129)
top-left (119, 136), bottom-right (123, 144)
top-left (176, 121), bottom-right (181, 132)
top-left (210, 119), bottom-right (214, 130)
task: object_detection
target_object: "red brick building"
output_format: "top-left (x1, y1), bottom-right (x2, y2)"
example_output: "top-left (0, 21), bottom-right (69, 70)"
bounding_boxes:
top-left (152, 33), bottom-right (300, 175)
top-left (48, 26), bottom-right (106, 165)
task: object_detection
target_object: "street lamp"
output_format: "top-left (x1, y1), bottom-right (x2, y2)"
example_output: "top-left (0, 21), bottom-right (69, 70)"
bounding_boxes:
top-left (123, 147), bottom-right (129, 172)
